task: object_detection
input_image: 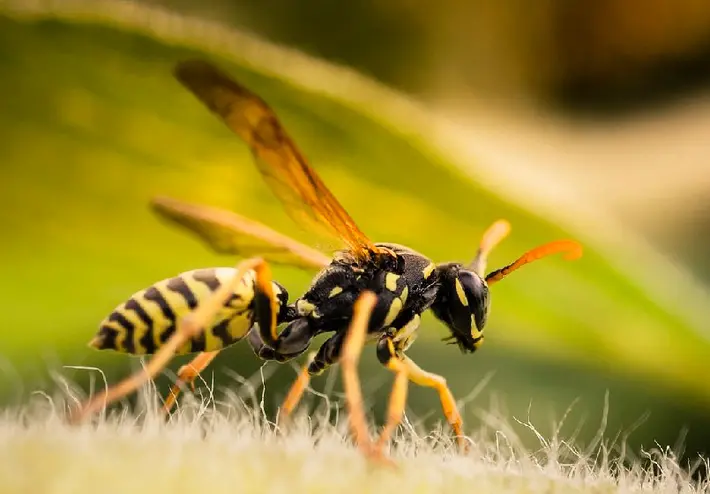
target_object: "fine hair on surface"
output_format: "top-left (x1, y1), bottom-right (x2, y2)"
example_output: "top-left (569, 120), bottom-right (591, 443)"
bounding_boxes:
top-left (0, 364), bottom-right (707, 494)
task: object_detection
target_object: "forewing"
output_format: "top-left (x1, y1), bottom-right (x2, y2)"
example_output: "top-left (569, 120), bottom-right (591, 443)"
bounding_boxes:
top-left (152, 196), bottom-right (330, 271)
top-left (174, 59), bottom-right (378, 263)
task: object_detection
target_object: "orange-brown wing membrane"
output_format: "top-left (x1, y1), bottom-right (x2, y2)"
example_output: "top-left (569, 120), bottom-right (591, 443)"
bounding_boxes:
top-left (152, 195), bottom-right (330, 271)
top-left (174, 59), bottom-right (378, 263)
top-left (485, 239), bottom-right (583, 285)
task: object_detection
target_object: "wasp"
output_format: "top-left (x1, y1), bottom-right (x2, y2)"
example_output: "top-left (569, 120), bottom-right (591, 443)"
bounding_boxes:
top-left (70, 59), bottom-right (583, 461)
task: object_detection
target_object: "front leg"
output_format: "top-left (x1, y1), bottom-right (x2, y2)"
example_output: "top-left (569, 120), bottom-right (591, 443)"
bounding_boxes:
top-left (377, 333), bottom-right (466, 451)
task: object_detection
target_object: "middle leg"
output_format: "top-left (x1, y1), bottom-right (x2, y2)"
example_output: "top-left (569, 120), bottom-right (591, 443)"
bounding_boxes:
top-left (376, 324), bottom-right (467, 452)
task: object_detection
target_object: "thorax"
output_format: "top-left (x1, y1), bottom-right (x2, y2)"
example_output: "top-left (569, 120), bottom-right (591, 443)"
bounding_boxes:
top-left (293, 243), bottom-right (440, 331)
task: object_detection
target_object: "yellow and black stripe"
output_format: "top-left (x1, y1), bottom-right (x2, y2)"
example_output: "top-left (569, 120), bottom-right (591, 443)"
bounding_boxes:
top-left (89, 267), bottom-right (274, 355)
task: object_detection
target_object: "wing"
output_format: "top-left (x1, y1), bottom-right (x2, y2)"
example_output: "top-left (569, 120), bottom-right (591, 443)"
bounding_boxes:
top-left (174, 59), bottom-right (380, 264)
top-left (152, 195), bottom-right (331, 271)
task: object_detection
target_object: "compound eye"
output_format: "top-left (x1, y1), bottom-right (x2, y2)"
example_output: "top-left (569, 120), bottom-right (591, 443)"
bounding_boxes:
top-left (457, 271), bottom-right (484, 302)
top-left (457, 271), bottom-right (489, 330)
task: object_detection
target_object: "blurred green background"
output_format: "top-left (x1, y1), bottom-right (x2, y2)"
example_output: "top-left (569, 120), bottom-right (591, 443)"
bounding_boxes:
top-left (1, 0), bottom-right (710, 466)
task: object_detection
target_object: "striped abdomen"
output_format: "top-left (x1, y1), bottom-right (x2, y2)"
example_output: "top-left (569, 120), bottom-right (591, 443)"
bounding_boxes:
top-left (90, 267), bottom-right (276, 355)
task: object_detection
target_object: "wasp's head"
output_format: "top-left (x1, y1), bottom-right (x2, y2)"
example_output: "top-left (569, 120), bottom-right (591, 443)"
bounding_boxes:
top-left (430, 232), bottom-right (583, 354)
top-left (431, 264), bottom-right (489, 353)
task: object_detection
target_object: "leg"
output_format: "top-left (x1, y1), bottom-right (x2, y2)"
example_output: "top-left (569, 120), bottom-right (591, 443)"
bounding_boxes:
top-left (69, 257), bottom-right (267, 424)
top-left (252, 260), bottom-right (280, 348)
top-left (162, 350), bottom-right (220, 415)
top-left (339, 291), bottom-right (379, 458)
top-left (402, 356), bottom-right (466, 451)
top-left (368, 316), bottom-right (423, 454)
top-left (247, 318), bottom-right (314, 362)
top-left (375, 350), bottom-right (409, 453)
top-left (162, 260), bottom-right (289, 413)
top-left (279, 332), bottom-right (345, 420)
top-left (470, 219), bottom-right (511, 275)
top-left (376, 334), bottom-right (466, 452)
top-left (279, 352), bottom-right (316, 418)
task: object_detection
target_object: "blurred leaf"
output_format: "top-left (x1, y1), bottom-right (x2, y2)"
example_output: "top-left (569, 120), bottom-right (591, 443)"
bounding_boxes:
top-left (0, 1), bottom-right (709, 424)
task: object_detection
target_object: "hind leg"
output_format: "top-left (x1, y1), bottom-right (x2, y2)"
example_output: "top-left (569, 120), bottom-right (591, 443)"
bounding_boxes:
top-left (376, 334), bottom-right (466, 452)
top-left (161, 260), bottom-right (296, 414)
top-left (164, 319), bottom-right (312, 416)
top-left (162, 350), bottom-right (220, 415)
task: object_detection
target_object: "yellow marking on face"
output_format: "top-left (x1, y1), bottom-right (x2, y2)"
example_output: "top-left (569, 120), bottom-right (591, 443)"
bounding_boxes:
top-left (422, 263), bottom-right (436, 279)
top-left (385, 273), bottom-right (400, 292)
top-left (455, 279), bottom-right (469, 307)
top-left (383, 298), bottom-right (403, 327)
top-left (329, 286), bottom-right (343, 298)
top-left (470, 325), bottom-right (483, 340)
top-left (400, 286), bottom-right (409, 306)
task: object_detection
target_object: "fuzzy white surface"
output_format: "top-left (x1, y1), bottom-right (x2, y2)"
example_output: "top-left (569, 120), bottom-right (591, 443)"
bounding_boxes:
top-left (0, 382), bottom-right (705, 494)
